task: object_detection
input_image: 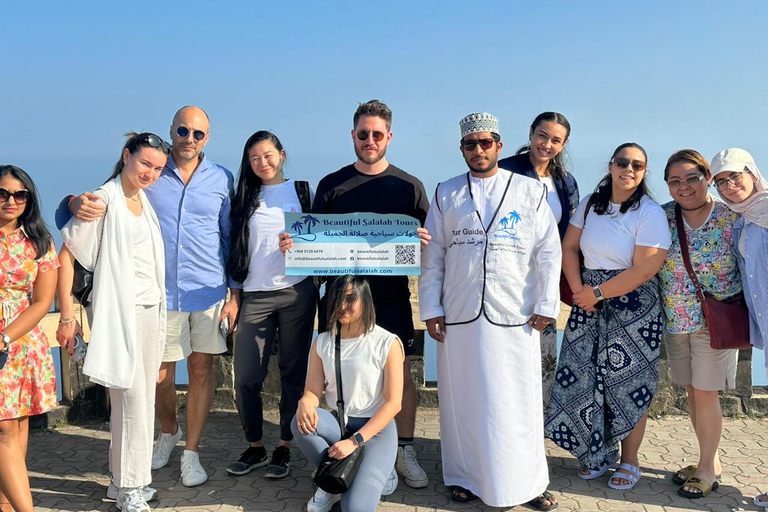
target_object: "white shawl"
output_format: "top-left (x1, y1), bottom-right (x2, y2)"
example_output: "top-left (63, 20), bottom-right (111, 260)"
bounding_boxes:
top-left (61, 177), bottom-right (167, 389)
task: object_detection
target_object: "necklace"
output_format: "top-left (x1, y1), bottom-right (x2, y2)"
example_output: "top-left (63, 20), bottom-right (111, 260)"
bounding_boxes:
top-left (123, 193), bottom-right (140, 202)
top-left (680, 200), bottom-right (709, 212)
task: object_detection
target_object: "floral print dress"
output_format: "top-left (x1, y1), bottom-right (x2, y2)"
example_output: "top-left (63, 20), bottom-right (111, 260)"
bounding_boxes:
top-left (0, 227), bottom-right (60, 419)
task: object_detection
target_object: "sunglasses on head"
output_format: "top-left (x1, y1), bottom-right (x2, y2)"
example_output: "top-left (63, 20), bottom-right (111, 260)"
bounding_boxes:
top-left (356, 130), bottom-right (386, 142)
top-left (612, 157), bottom-right (647, 172)
top-left (139, 133), bottom-right (172, 154)
top-left (0, 187), bottom-right (30, 204)
top-left (175, 125), bottom-right (207, 142)
top-left (667, 174), bottom-right (705, 190)
top-left (461, 138), bottom-right (495, 151)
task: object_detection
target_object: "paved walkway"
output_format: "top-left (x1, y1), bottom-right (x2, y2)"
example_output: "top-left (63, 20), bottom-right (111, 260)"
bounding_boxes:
top-left (28, 410), bottom-right (767, 512)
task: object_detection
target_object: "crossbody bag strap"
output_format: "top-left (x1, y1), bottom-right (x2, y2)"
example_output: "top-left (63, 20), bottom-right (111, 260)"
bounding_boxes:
top-left (334, 323), bottom-right (345, 436)
top-left (94, 205), bottom-right (108, 266)
top-left (674, 204), bottom-right (707, 307)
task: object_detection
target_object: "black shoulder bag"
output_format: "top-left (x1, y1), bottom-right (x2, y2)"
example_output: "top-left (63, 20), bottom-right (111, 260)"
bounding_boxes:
top-left (71, 206), bottom-right (107, 308)
top-left (313, 327), bottom-right (365, 494)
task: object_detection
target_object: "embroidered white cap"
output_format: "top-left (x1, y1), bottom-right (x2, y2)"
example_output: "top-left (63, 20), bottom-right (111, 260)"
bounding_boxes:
top-left (459, 112), bottom-right (499, 138)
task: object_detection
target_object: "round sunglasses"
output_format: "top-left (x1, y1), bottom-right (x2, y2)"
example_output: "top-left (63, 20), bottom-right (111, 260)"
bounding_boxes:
top-left (176, 126), bottom-right (207, 142)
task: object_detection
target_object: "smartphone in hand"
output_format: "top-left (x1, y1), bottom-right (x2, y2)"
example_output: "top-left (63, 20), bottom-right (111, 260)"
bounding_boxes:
top-left (219, 317), bottom-right (230, 338)
top-left (72, 333), bottom-right (88, 363)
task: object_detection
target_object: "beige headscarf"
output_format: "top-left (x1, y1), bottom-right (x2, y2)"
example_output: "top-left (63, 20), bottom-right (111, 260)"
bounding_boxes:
top-left (711, 148), bottom-right (768, 229)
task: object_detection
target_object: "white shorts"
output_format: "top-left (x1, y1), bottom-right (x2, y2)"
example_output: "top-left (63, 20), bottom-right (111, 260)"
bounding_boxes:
top-left (162, 300), bottom-right (227, 363)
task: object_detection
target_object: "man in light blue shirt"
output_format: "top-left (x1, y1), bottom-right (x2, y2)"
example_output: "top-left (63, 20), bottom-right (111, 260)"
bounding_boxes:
top-left (68, 106), bottom-right (240, 490)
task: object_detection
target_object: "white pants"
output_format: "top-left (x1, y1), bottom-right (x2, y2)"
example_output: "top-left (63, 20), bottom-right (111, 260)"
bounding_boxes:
top-left (109, 304), bottom-right (161, 488)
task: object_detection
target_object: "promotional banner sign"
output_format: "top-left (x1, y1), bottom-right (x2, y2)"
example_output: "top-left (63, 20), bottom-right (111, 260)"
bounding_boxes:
top-left (284, 213), bottom-right (421, 276)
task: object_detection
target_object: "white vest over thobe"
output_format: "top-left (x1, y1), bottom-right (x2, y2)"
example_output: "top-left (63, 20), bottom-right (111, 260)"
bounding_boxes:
top-left (419, 169), bottom-right (561, 325)
top-left (419, 169), bottom-right (561, 507)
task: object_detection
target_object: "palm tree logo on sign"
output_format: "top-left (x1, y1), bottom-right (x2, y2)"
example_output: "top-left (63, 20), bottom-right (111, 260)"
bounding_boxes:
top-left (290, 214), bottom-right (320, 241)
top-left (497, 210), bottom-right (522, 240)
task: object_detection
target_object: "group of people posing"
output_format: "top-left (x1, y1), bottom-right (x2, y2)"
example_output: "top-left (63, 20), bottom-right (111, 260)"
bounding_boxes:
top-left (0, 100), bottom-right (766, 512)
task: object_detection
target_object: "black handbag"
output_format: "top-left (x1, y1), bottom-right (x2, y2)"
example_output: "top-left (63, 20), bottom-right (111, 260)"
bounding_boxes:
top-left (71, 206), bottom-right (107, 307)
top-left (675, 204), bottom-right (751, 350)
top-left (313, 326), bottom-right (365, 494)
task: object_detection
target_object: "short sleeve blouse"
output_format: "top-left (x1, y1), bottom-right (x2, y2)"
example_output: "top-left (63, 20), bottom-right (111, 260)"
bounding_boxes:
top-left (571, 194), bottom-right (671, 270)
top-left (658, 200), bottom-right (742, 334)
top-left (0, 227), bottom-right (60, 341)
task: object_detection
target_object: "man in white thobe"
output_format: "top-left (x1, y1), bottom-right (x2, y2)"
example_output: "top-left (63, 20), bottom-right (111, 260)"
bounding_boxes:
top-left (419, 112), bottom-right (562, 508)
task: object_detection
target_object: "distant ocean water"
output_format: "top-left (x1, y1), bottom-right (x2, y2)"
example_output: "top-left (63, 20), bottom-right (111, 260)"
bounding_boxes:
top-left (170, 329), bottom-right (768, 387)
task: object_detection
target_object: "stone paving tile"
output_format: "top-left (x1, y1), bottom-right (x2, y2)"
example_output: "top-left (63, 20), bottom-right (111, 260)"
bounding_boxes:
top-left (27, 411), bottom-right (768, 512)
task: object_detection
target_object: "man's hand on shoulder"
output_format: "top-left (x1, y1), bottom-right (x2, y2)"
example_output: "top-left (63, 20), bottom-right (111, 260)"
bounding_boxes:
top-left (70, 192), bottom-right (105, 222)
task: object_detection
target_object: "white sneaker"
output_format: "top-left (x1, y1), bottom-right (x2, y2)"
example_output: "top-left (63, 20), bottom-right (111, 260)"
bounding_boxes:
top-left (396, 445), bottom-right (428, 488)
top-left (306, 488), bottom-right (340, 512)
top-left (180, 450), bottom-right (208, 487)
top-left (107, 479), bottom-right (157, 502)
top-left (116, 487), bottom-right (150, 512)
top-left (151, 422), bottom-right (182, 470)
top-left (381, 468), bottom-right (398, 496)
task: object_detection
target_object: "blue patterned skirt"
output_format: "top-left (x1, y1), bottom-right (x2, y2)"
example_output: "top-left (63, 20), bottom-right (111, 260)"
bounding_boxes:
top-left (544, 269), bottom-right (663, 470)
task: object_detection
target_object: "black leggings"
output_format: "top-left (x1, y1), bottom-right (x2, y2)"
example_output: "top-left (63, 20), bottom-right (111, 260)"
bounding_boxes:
top-left (234, 278), bottom-right (317, 442)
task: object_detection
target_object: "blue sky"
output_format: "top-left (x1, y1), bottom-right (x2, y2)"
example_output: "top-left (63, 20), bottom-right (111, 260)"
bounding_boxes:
top-left (2, 0), bottom-right (767, 223)
top-left (2, 1), bottom-right (767, 382)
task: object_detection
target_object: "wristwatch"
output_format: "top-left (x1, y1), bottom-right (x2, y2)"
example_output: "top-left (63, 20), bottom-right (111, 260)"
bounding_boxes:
top-left (1, 332), bottom-right (10, 351)
top-left (352, 432), bottom-right (365, 447)
top-left (593, 285), bottom-right (604, 301)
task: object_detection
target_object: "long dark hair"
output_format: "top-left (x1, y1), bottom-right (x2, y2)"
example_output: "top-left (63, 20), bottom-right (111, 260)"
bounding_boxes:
top-left (0, 165), bottom-right (53, 259)
top-left (326, 275), bottom-right (376, 336)
top-left (228, 131), bottom-right (286, 283)
top-left (586, 142), bottom-right (652, 217)
top-left (105, 132), bottom-right (170, 183)
top-left (516, 111), bottom-right (571, 179)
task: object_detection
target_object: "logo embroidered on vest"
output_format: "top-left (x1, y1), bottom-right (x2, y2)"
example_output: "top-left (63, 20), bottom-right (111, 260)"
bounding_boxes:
top-left (496, 210), bottom-right (523, 240)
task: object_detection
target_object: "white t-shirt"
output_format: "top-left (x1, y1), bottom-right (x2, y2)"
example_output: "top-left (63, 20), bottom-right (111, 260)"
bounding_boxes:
top-left (130, 208), bottom-right (162, 305)
top-left (571, 194), bottom-right (671, 270)
top-left (316, 325), bottom-right (403, 423)
top-left (539, 175), bottom-right (562, 223)
top-left (243, 180), bottom-right (314, 292)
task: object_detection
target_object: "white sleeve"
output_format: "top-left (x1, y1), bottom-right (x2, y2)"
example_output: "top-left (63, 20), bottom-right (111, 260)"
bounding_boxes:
top-left (569, 194), bottom-right (592, 229)
top-left (60, 193), bottom-right (108, 271)
top-left (533, 190), bottom-right (562, 319)
top-left (418, 187), bottom-right (447, 321)
top-left (636, 200), bottom-right (672, 250)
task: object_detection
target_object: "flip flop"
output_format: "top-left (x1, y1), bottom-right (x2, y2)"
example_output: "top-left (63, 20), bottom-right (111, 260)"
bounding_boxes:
top-left (677, 476), bottom-right (719, 499)
top-left (577, 462), bottom-right (611, 480)
top-left (527, 490), bottom-right (558, 511)
top-left (671, 465), bottom-right (721, 486)
top-left (607, 463), bottom-right (641, 490)
top-left (451, 486), bottom-right (478, 503)
top-left (754, 492), bottom-right (768, 507)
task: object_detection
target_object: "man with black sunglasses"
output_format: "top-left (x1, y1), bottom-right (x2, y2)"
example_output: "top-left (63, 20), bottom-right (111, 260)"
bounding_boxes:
top-left (309, 99), bottom-right (431, 494)
top-left (419, 112), bottom-right (561, 509)
top-left (62, 105), bottom-right (239, 493)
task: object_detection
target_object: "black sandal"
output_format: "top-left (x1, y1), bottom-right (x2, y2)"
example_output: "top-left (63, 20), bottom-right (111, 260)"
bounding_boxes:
top-left (528, 490), bottom-right (558, 511)
top-left (451, 486), bottom-right (478, 503)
